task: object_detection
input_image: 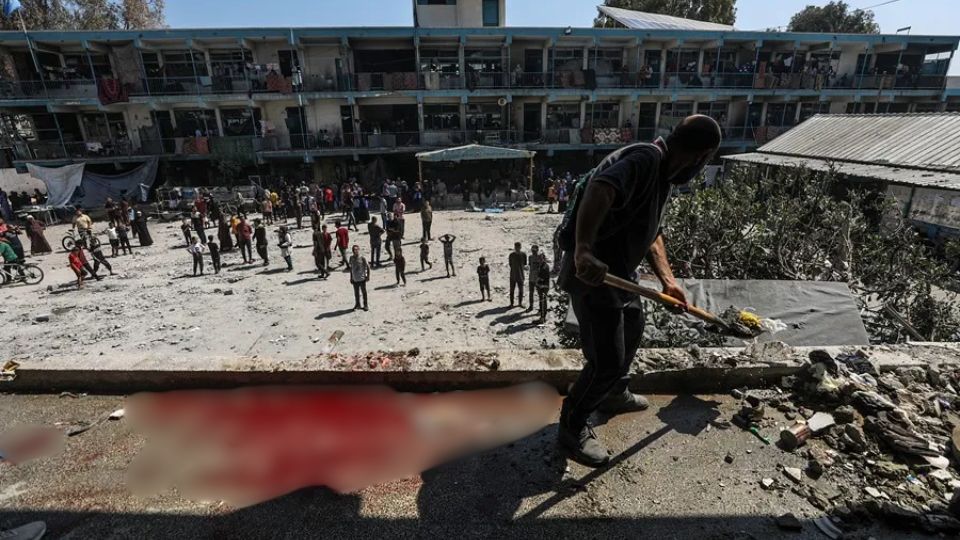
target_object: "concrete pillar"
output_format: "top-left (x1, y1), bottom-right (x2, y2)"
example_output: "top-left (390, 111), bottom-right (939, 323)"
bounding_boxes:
top-left (214, 108), bottom-right (224, 137)
top-left (580, 100), bottom-right (587, 129)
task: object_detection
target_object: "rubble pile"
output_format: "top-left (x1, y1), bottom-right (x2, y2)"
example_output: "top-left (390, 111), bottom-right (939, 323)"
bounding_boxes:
top-left (736, 348), bottom-right (960, 536)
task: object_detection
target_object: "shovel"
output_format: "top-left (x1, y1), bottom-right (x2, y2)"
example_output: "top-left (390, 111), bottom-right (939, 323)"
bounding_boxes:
top-left (603, 274), bottom-right (759, 339)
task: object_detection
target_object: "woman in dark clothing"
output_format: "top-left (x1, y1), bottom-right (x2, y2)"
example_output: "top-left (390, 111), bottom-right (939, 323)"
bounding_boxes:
top-left (134, 211), bottom-right (153, 246)
top-left (24, 216), bottom-right (52, 254)
top-left (217, 215), bottom-right (234, 252)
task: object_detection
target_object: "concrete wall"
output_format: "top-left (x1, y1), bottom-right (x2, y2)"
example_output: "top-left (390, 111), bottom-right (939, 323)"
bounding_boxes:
top-left (416, 0), bottom-right (504, 28)
top-left (303, 45), bottom-right (340, 78)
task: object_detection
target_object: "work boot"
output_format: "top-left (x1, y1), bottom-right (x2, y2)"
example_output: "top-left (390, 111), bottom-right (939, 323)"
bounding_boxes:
top-left (597, 391), bottom-right (650, 415)
top-left (557, 424), bottom-right (610, 468)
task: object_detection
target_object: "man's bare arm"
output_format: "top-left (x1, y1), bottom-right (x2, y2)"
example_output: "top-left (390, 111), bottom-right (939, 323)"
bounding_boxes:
top-left (646, 233), bottom-right (687, 308)
top-left (573, 182), bottom-right (616, 286)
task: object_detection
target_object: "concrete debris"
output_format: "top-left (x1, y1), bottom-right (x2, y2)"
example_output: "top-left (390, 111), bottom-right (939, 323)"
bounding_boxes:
top-left (783, 467), bottom-right (804, 484)
top-left (34, 314), bottom-right (51, 323)
top-left (775, 512), bottom-right (803, 531)
top-left (735, 348), bottom-right (960, 537)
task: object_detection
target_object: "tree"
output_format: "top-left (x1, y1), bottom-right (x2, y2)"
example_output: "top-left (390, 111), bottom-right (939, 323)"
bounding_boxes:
top-left (594, 0), bottom-right (737, 27)
top-left (555, 166), bottom-right (960, 348)
top-left (787, 1), bottom-right (879, 34)
top-left (0, 0), bottom-right (165, 30)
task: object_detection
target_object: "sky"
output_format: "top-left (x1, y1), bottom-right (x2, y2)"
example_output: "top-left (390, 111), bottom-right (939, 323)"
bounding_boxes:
top-left (165, 0), bottom-right (960, 74)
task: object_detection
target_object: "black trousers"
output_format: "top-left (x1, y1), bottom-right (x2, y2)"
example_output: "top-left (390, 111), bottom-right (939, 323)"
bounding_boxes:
top-left (479, 277), bottom-right (490, 298)
top-left (422, 220), bottom-right (432, 241)
top-left (118, 234), bottom-right (132, 254)
top-left (91, 250), bottom-right (112, 274)
top-left (352, 280), bottom-right (368, 308)
top-left (211, 253), bottom-right (221, 273)
top-left (395, 260), bottom-right (406, 284)
top-left (444, 255), bottom-right (454, 275)
top-left (537, 288), bottom-right (549, 319)
top-left (510, 277), bottom-right (524, 305)
top-left (560, 295), bottom-right (645, 431)
top-left (238, 239), bottom-right (252, 262)
top-left (192, 253), bottom-right (204, 275)
top-left (370, 243), bottom-right (381, 266)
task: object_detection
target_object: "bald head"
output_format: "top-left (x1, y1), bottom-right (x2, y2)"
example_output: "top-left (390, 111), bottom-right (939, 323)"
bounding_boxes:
top-left (667, 114), bottom-right (723, 153)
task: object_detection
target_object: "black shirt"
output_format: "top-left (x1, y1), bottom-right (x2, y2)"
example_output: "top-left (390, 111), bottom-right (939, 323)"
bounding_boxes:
top-left (558, 142), bottom-right (672, 307)
top-left (254, 226), bottom-right (268, 246)
top-left (368, 223), bottom-right (384, 245)
top-left (208, 241), bottom-right (220, 256)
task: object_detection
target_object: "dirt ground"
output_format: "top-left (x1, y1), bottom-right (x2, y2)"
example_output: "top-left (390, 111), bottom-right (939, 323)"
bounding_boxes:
top-left (4, 208), bottom-right (563, 364)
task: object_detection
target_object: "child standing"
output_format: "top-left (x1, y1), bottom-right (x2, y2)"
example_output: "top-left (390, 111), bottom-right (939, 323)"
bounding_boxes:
top-left (116, 223), bottom-right (132, 255)
top-left (419, 239), bottom-right (432, 271)
top-left (187, 236), bottom-right (205, 276)
top-left (439, 234), bottom-right (457, 277)
top-left (207, 235), bottom-right (221, 274)
top-left (105, 225), bottom-right (119, 257)
top-left (335, 220), bottom-right (350, 267)
top-left (536, 253), bottom-right (550, 323)
top-left (278, 225), bottom-right (293, 271)
top-left (477, 257), bottom-right (491, 301)
top-left (394, 252), bottom-right (407, 286)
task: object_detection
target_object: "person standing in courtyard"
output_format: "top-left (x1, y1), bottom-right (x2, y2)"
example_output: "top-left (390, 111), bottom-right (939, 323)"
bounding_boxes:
top-left (349, 245), bottom-right (370, 311)
top-left (116, 222), bottom-right (132, 255)
top-left (536, 252), bottom-right (550, 323)
top-left (439, 234), bottom-right (456, 277)
top-left (192, 211), bottom-right (206, 245)
top-left (278, 225), bottom-right (293, 271)
top-left (393, 197), bottom-right (406, 239)
top-left (237, 216), bottom-right (253, 264)
top-left (262, 197), bottom-right (274, 225)
top-left (394, 250), bottom-right (407, 286)
top-left (73, 208), bottom-right (94, 245)
top-left (218, 215), bottom-right (233, 252)
top-left (133, 211), bottom-right (153, 247)
top-left (254, 219), bottom-right (269, 266)
top-left (385, 214), bottom-right (400, 261)
top-left (187, 236), bottom-right (205, 276)
top-left (420, 200), bottom-right (433, 241)
top-left (24, 216), bottom-right (51, 255)
top-left (181, 217), bottom-right (193, 246)
top-left (368, 216), bottom-right (384, 268)
top-left (335, 220), bottom-right (350, 267)
top-left (419, 238), bottom-right (432, 271)
top-left (105, 224), bottom-right (119, 258)
top-left (312, 224), bottom-right (328, 278)
top-left (207, 235), bottom-right (221, 274)
top-left (508, 242), bottom-right (527, 308)
top-left (555, 114), bottom-right (721, 467)
top-left (321, 224), bottom-right (334, 277)
top-left (477, 256), bottom-right (491, 302)
top-left (527, 245), bottom-right (541, 312)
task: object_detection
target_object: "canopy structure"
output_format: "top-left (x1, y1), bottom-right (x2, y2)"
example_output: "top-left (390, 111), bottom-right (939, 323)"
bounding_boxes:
top-left (415, 144), bottom-right (537, 190)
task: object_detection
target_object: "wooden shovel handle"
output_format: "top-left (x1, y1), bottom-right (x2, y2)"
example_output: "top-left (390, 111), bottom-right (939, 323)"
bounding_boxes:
top-left (602, 274), bottom-right (730, 330)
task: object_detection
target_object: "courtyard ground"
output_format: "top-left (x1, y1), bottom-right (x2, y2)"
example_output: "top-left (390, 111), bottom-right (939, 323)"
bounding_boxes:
top-left (3, 208), bottom-right (563, 365)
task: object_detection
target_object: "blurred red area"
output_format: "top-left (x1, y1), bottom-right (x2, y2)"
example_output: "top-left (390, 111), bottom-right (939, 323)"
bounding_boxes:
top-left (127, 383), bottom-right (560, 507)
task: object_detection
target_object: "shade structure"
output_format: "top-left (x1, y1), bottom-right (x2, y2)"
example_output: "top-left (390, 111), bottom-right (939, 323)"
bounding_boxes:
top-left (415, 144), bottom-right (535, 163)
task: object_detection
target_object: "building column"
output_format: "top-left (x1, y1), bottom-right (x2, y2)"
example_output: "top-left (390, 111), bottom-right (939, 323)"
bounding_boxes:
top-left (458, 40), bottom-right (466, 88)
top-left (214, 108), bottom-right (224, 137)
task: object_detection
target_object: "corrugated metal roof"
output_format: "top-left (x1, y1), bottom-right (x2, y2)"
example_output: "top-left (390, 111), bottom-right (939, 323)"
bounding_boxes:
top-left (597, 5), bottom-right (735, 31)
top-left (757, 113), bottom-right (960, 174)
top-left (723, 152), bottom-right (960, 191)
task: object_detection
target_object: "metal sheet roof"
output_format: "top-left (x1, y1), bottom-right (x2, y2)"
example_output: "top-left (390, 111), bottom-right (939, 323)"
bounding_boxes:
top-left (723, 152), bottom-right (960, 191)
top-left (415, 144), bottom-right (535, 162)
top-left (597, 5), bottom-right (735, 31)
top-left (757, 113), bottom-right (960, 174)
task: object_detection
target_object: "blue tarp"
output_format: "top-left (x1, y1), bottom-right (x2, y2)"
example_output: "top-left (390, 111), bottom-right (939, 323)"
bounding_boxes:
top-left (77, 158), bottom-right (158, 208)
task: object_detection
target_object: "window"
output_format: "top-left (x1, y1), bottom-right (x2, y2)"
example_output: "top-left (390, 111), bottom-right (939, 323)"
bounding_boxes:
top-left (546, 103), bottom-right (580, 129)
top-left (162, 50), bottom-right (208, 78)
top-left (418, 0), bottom-right (455, 5)
top-left (700, 102), bottom-right (729, 124)
top-left (423, 104), bottom-right (461, 131)
top-left (466, 104), bottom-right (502, 130)
top-left (482, 0), bottom-right (499, 27)
top-left (82, 113), bottom-right (127, 141)
top-left (549, 48), bottom-right (583, 72)
top-left (589, 102), bottom-right (619, 128)
top-left (220, 108), bottom-right (261, 136)
top-left (173, 109), bottom-right (218, 137)
top-left (766, 103), bottom-right (798, 127)
top-left (63, 53), bottom-right (113, 79)
top-left (465, 49), bottom-right (502, 73)
top-left (209, 50), bottom-right (253, 79)
top-left (590, 48), bottom-right (623, 74)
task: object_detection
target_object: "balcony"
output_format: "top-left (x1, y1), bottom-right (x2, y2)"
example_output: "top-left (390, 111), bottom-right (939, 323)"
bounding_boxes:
top-left (0, 78), bottom-right (100, 100)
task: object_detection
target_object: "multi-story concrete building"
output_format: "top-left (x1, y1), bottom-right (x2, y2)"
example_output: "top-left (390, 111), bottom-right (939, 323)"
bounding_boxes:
top-left (0, 0), bottom-right (957, 186)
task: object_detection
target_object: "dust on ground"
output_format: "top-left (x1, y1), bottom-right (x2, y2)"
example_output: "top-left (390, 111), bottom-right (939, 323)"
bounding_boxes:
top-left (4, 209), bottom-right (562, 365)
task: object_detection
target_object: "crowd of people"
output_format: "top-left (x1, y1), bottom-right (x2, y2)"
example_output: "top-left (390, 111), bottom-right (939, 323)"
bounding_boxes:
top-left (161, 178), bottom-right (557, 320)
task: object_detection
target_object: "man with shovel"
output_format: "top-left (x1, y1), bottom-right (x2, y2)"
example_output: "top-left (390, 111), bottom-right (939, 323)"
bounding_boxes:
top-left (555, 115), bottom-right (722, 467)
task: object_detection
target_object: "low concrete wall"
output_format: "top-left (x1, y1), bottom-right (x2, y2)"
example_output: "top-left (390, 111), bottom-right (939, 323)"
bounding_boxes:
top-left (4, 343), bottom-right (959, 395)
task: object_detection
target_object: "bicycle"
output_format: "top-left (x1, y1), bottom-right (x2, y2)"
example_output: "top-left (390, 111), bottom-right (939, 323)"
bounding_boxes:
top-left (61, 229), bottom-right (96, 251)
top-left (0, 262), bottom-right (44, 286)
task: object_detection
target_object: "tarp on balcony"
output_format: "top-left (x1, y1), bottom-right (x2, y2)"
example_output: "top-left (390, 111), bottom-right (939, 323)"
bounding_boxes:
top-left (415, 144), bottom-right (535, 163)
top-left (26, 158), bottom-right (158, 208)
